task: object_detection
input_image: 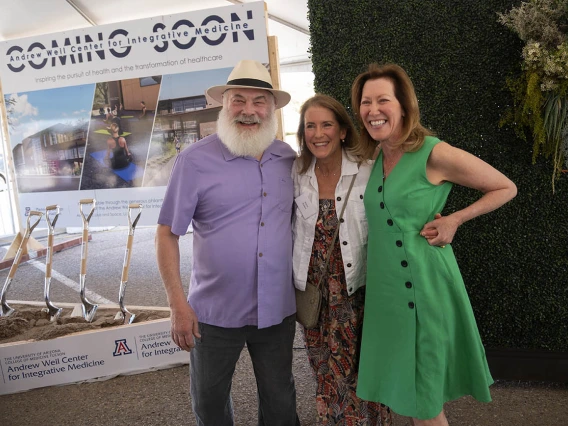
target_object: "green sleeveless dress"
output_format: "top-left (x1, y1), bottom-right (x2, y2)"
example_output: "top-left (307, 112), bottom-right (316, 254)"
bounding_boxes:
top-left (356, 136), bottom-right (493, 420)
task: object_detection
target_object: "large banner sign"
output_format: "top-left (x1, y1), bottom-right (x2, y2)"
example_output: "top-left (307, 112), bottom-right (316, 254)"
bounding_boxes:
top-left (0, 2), bottom-right (268, 227)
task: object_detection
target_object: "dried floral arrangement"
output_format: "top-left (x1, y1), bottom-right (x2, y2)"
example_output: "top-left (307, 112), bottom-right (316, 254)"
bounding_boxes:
top-left (498, 0), bottom-right (568, 191)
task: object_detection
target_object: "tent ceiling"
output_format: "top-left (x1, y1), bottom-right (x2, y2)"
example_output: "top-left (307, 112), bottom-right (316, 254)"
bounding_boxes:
top-left (0, 0), bottom-right (311, 68)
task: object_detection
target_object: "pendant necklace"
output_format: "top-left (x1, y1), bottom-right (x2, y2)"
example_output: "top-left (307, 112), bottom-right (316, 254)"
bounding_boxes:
top-left (316, 161), bottom-right (341, 177)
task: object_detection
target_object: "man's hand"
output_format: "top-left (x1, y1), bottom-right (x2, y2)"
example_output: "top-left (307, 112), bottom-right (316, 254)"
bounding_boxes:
top-left (170, 303), bottom-right (201, 352)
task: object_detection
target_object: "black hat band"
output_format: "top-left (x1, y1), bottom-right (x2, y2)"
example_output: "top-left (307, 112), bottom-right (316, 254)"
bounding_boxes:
top-left (226, 78), bottom-right (273, 89)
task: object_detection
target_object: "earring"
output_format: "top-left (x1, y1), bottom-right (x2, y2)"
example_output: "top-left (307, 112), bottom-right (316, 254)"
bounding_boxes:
top-left (341, 139), bottom-right (345, 144)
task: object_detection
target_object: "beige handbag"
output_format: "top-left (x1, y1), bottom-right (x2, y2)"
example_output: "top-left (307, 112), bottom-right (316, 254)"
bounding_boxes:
top-left (295, 173), bottom-right (358, 328)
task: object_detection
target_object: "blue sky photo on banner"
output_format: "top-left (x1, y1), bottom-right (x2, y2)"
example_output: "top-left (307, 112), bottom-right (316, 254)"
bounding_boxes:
top-left (0, 1), bottom-right (268, 227)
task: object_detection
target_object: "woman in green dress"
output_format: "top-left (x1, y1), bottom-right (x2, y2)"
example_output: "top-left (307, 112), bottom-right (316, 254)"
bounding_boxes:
top-left (350, 63), bottom-right (517, 425)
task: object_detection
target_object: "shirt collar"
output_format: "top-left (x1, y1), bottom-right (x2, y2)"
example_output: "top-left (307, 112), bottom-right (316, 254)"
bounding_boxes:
top-left (307, 148), bottom-right (359, 177)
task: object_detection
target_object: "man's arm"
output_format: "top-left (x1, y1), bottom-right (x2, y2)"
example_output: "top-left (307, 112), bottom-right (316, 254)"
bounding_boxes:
top-left (155, 224), bottom-right (200, 351)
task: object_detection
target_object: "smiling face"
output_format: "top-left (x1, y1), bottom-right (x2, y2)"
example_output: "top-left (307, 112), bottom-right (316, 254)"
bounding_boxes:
top-left (217, 88), bottom-right (277, 157)
top-left (303, 106), bottom-right (346, 162)
top-left (359, 78), bottom-right (404, 145)
top-left (225, 88), bottom-right (274, 132)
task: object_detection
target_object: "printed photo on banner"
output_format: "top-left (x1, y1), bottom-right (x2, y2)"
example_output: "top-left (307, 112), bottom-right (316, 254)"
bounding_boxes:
top-left (80, 77), bottom-right (161, 190)
top-left (4, 85), bottom-right (95, 193)
top-left (143, 67), bottom-right (232, 187)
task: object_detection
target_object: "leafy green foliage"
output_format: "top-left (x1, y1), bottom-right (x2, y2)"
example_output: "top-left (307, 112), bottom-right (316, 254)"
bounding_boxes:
top-left (307, 0), bottom-right (568, 351)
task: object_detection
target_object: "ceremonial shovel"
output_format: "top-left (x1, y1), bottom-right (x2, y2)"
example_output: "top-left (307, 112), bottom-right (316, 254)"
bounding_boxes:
top-left (43, 205), bottom-right (62, 321)
top-left (0, 211), bottom-right (43, 317)
top-left (78, 199), bottom-right (98, 322)
top-left (115, 203), bottom-right (142, 324)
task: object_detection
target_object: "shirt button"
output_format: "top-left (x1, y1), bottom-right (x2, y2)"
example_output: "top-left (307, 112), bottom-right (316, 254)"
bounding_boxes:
top-left (378, 186), bottom-right (383, 192)
top-left (339, 218), bottom-right (344, 223)
top-left (348, 287), bottom-right (353, 292)
top-left (259, 253), bottom-right (263, 257)
top-left (380, 202), bottom-right (385, 209)
top-left (261, 222), bottom-right (265, 227)
top-left (396, 240), bottom-right (403, 247)
top-left (263, 192), bottom-right (267, 197)
top-left (337, 196), bottom-right (341, 201)
top-left (401, 260), bottom-right (408, 267)
top-left (405, 281), bottom-right (412, 288)
top-left (346, 263), bottom-right (352, 267)
top-left (387, 219), bottom-right (393, 226)
top-left (342, 241), bottom-right (348, 245)
top-left (408, 302), bottom-right (415, 309)
top-left (360, 194), bottom-right (363, 199)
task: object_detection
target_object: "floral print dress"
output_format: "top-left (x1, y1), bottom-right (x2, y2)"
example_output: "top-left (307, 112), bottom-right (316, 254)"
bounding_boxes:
top-left (303, 199), bottom-right (393, 425)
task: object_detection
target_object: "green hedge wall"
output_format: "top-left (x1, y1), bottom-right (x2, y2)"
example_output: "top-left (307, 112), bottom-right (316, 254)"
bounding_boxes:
top-left (307, 0), bottom-right (568, 351)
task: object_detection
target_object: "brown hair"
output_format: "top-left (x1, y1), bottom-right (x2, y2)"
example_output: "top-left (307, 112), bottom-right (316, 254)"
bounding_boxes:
top-left (296, 94), bottom-right (373, 174)
top-left (351, 63), bottom-right (433, 152)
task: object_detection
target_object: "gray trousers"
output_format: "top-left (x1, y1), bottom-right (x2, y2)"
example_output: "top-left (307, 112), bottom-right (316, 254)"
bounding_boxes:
top-left (189, 314), bottom-right (300, 426)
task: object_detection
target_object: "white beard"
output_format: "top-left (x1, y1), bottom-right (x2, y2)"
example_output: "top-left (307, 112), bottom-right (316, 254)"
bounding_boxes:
top-left (217, 108), bottom-right (278, 157)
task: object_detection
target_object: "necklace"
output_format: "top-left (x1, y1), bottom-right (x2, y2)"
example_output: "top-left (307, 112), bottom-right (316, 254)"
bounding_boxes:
top-left (382, 150), bottom-right (403, 179)
top-left (316, 161), bottom-right (341, 177)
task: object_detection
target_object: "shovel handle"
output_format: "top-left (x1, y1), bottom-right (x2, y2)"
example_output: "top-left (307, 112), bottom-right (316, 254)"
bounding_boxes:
top-left (80, 228), bottom-right (89, 275)
top-left (45, 234), bottom-right (54, 278)
top-left (127, 203), bottom-right (143, 233)
top-left (121, 234), bottom-right (134, 282)
top-left (25, 211), bottom-right (43, 236)
top-left (79, 200), bottom-right (95, 275)
top-left (8, 211), bottom-right (43, 278)
top-left (45, 205), bottom-right (60, 231)
top-left (7, 236), bottom-right (29, 279)
top-left (79, 199), bottom-right (96, 224)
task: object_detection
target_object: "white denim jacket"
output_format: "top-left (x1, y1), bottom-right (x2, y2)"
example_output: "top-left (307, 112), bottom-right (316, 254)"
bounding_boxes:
top-left (292, 150), bottom-right (373, 295)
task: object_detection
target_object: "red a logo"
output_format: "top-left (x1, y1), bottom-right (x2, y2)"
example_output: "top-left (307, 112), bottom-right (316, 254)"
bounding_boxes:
top-left (113, 339), bottom-right (133, 356)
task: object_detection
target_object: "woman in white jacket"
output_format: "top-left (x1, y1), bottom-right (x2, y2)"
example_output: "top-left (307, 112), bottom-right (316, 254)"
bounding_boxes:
top-left (292, 94), bottom-right (392, 425)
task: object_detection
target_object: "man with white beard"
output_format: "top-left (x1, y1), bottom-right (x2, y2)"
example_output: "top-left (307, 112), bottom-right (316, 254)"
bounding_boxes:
top-left (156, 60), bottom-right (299, 426)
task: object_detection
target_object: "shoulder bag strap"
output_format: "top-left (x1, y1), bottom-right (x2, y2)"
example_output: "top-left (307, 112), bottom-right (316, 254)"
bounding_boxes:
top-left (317, 169), bottom-right (359, 287)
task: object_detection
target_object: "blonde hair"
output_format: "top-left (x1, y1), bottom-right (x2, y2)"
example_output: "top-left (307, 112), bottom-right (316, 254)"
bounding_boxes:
top-left (351, 63), bottom-right (434, 152)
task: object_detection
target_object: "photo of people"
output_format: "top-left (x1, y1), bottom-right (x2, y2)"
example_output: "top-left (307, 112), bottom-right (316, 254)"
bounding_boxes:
top-left (142, 68), bottom-right (232, 187)
top-left (5, 85), bottom-right (95, 193)
top-left (79, 76), bottom-right (161, 190)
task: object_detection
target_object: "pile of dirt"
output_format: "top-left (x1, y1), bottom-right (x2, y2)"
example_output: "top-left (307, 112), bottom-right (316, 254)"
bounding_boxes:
top-left (0, 304), bottom-right (170, 344)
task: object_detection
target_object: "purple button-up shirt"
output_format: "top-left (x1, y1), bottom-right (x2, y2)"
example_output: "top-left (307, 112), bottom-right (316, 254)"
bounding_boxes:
top-left (158, 134), bottom-right (296, 329)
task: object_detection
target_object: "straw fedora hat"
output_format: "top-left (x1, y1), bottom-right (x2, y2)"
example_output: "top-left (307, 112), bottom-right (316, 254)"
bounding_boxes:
top-left (206, 60), bottom-right (291, 109)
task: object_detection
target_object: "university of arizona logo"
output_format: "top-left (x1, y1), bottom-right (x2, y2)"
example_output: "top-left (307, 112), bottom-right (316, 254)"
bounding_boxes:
top-left (113, 339), bottom-right (133, 356)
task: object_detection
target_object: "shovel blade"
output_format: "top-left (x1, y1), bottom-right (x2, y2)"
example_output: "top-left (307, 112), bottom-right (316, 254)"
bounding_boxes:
top-left (115, 309), bottom-right (135, 325)
top-left (0, 301), bottom-right (14, 317)
top-left (46, 305), bottom-right (62, 322)
top-left (81, 300), bottom-right (98, 322)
